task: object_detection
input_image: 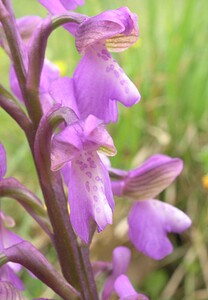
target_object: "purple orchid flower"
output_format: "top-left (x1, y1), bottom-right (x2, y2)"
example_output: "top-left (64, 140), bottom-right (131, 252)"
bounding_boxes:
top-left (101, 246), bottom-right (131, 300)
top-left (114, 274), bottom-right (149, 300)
top-left (39, 0), bottom-right (84, 13)
top-left (110, 155), bottom-right (192, 260)
top-left (0, 212), bottom-right (24, 290)
top-left (48, 7), bottom-right (140, 123)
top-left (128, 199), bottom-right (191, 260)
top-left (51, 114), bottom-right (117, 243)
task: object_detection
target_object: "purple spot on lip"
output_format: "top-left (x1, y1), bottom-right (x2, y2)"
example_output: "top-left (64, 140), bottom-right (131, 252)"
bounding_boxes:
top-left (101, 55), bottom-right (109, 61)
top-left (106, 66), bottom-right (111, 72)
top-left (101, 49), bottom-right (111, 58)
top-left (86, 171), bottom-right (92, 178)
top-left (95, 176), bottom-right (103, 182)
top-left (85, 181), bottom-right (90, 192)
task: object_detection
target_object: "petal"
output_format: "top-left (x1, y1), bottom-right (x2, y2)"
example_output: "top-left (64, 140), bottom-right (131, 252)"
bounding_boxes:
top-left (38, 0), bottom-right (66, 14)
top-left (83, 115), bottom-right (117, 156)
top-left (114, 275), bottom-right (148, 300)
top-left (0, 265), bottom-right (24, 291)
top-left (49, 77), bottom-right (80, 117)
top-left (102, 247), bottom-right (131, 300)
top-left (17, 16), bottom-right (42, 46)
top-left (40, 60), bottom-right (60, 94)
top-left (60, 0), bottom-right (84, 10)
top-left (128, 200), bottom-right (192, 260)
top-left (112, 155), bottom-right (183, 199)
top-left (51, 122), bottom-right (83, 170)
top-left (39, 0), bottom-right (83, 13)
top-left (9, 65), bottom-right (24, 103)
top-left (68, 152), bottom-right (114, 243)
top-left (51, 116), bottom-right (116, 170)
top-left (0, 144), bottom-right (6, 179)
top-left (73, 44), bottom-right (140, 123)
top-left (75, 7), bottom-right (138, 54)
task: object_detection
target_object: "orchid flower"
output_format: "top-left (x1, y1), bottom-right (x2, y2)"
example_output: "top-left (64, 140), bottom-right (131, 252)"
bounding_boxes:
top-left (101, 246), bottom-right (131, 300)
top-left (114, 275), bottom-right (149, 300)
top-left (51, 114), bottom-right (117, 243)
top-left (110, 155), bottom-right (192, 259)
top-left (47, 7), bottom-right (140, 123)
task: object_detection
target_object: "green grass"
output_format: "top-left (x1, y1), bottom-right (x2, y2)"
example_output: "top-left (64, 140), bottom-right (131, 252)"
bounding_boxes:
top-left (0, 0), bottom-right (208, 299)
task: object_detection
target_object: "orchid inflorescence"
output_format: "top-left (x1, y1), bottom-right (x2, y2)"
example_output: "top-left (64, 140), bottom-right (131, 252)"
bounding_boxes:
top-left (0, 0), bottom-right (191, 299)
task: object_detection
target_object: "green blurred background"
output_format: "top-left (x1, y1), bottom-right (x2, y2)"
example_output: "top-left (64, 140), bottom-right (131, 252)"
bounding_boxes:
top-left (0, 0), bottom-right (208, 299)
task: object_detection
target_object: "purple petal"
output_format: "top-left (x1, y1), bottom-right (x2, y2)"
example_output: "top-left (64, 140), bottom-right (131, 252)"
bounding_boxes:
top-left (73, 44), bottom-right (140, 123)
top-left (51, 122), bottom-right (82, 170)
top-left (114, 275), bottom-right (149, 300)
top-left (0, 16), bottom-right (41, 56)
top-left (60, 0), bottom-right (84, 10)
top-left (128, 200), bottom-right (192, 260)
top-left (51, 115), bottom-right (116, 170)
top-left (75, 7), bottom-right (138, 54)
top-left (49, 77), bottom-right (80, 117)
top-left (10, 59), bottom-right (60, 111)
top-left (0, 225), bottom-right (23, 273)
top-left (9, 65), bottom-right (24, 103)
top-left (0, 144), bottom-right (6, 179)
top-left (0, 265), bottom-right (24, 291)
top-left (38, 0), bottom-right (66, 13)
top-left (17, 16), bottom-right (42, 47)
top-left (102, 247), bottom-right (131, 300)
top-left (84, 115), bottom-right (117, 156)
top-left (112, 155), bottom-right (183, 199)
top-left (39, 0), bottom-right (83, 13)
top-left (68, 152), bottom-right (114, 243)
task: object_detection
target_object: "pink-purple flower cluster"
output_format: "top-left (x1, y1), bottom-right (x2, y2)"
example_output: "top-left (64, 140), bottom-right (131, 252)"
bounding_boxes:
top-left (0, 0), bottom-right (192, 299)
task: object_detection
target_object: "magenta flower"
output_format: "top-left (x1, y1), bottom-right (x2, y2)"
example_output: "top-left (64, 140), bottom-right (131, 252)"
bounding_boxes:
top-left (101, 246), bottom-right (131, 300)
top-left (39, 0), bottom-right (84, 12)
top-left (49, 7), bottom-right (140, 123)
top-left (51, 114), bottom-right (117, 243)
top-left (114, 275), bottom-right (149, 300)
top-left (0, 212), bottom-right (24, 290)
top-left (110, 155), bottom-right (192, 259)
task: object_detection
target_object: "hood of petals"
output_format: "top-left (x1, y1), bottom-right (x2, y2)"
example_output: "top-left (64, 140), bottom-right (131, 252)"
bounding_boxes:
top-left (75, 7), bottom-right (138, 54)
top-left (51, 116), bottom-right (117, 170)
